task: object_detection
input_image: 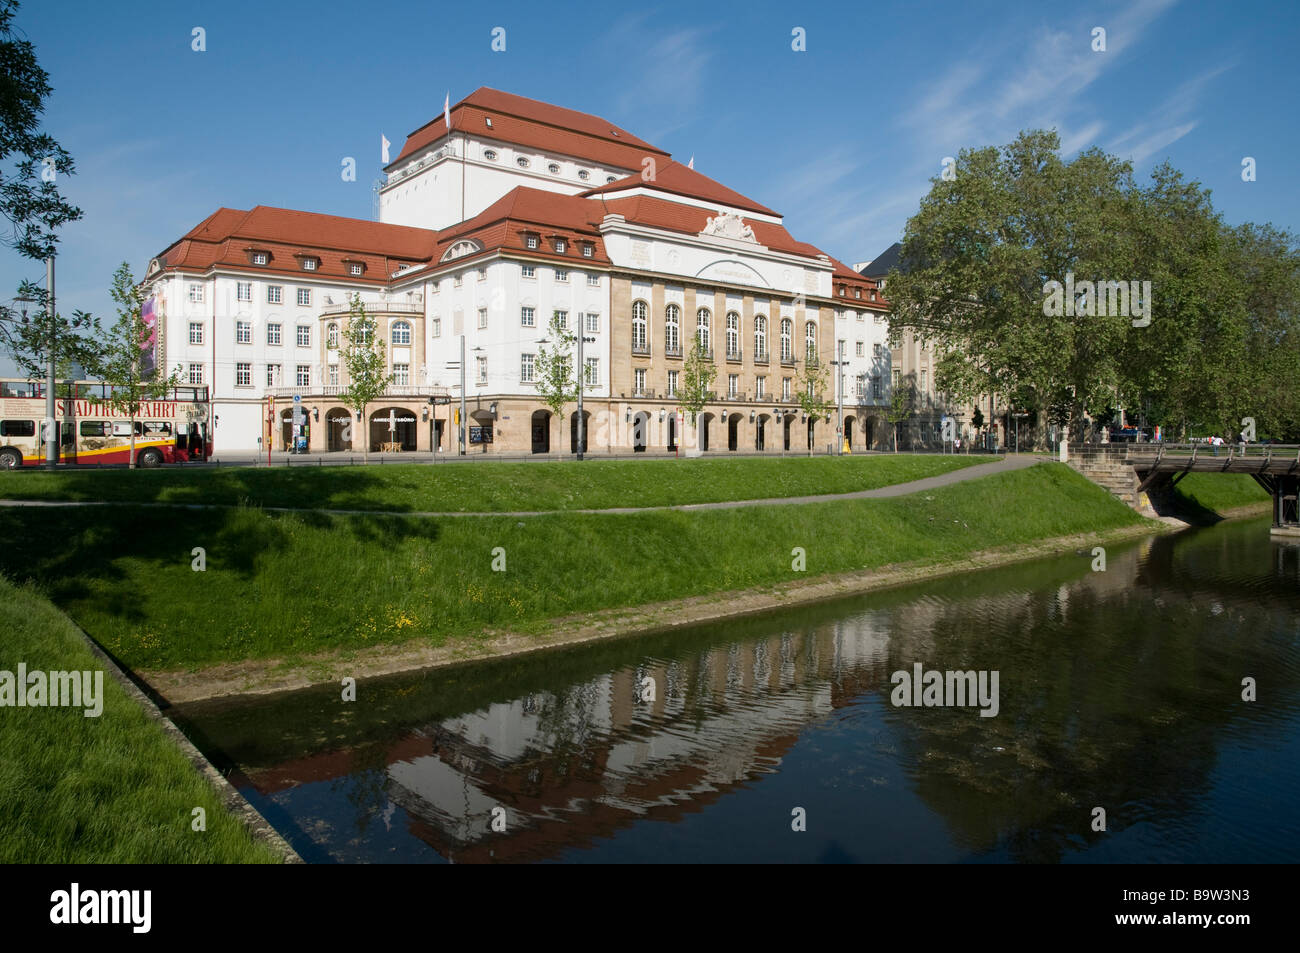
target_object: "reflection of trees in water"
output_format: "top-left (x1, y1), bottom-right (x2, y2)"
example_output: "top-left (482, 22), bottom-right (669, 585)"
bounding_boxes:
top-left (335, 742), bottom-right (394, 838)
top-left (881, 539), bottom-right (1298, 863)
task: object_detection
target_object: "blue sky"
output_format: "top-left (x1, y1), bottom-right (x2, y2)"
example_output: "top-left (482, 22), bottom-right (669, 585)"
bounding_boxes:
top-left (3, 0), bottom-right (1298, 374)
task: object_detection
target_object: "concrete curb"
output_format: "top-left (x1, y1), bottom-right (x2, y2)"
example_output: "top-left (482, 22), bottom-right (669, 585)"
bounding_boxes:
top-left (70, 617), bottom-right (302, 863)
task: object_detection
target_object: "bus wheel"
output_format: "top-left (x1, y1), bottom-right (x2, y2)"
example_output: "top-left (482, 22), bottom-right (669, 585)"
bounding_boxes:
top-left (0, 448), bottom-right (21, 469)
top-left (138, 449), bottom-right (163, 468)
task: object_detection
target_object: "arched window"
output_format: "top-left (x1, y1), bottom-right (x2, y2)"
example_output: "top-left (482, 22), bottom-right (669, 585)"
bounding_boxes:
top-left (780, 318), bottom-right (793, 361)
top-left (697, 308), bottom-right (711, 352)
top-left (754, 315), bottom-right (767, 358)
top-left (391, 321), bottom-right (411, 346)
top-left (725, 311), bottom-right (740, 358)
top-left (665, 304), bottom-right (680, 354)
top-left (805, 321), bottom-right (817, 362)
top-left (326, 323), bottom-right (339, 349)
top-left (632, 300), bottom-right (648, 351)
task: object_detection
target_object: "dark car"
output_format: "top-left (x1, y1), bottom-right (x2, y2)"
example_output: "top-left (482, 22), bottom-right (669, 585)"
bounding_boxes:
top-left (1108, 425), bottom-right (1148, 442)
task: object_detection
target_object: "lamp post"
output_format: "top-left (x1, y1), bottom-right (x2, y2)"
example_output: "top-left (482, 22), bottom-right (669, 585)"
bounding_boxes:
top-left (458, 335), bottom-right (467, 455)
top-left (539, 331), bottom-right (594, 459)
top-left (830, 358), bottom-right (848, 456)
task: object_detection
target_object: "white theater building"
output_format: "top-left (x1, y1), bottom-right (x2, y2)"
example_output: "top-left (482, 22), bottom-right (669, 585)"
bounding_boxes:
top-left (144, 88), bottom-right (892, 454)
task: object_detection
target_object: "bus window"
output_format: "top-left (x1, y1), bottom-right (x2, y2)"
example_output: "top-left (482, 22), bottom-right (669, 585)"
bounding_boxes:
top-left (1, 419), bottom-right (35, 436)
top-left (1, 382), bottom-right (40, 399)
top-left (136, 421), bottom-right (172, 436)
top-left (112, 421), bottom-right (133, 437)
top-left (80, 421), bottom-right (108, 437)
top-left (61, 421), bottom-right (74, 449)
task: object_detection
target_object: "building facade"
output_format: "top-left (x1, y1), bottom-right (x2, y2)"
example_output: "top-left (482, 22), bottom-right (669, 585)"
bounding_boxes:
top-left (146, 88), bottom-right (890, 454)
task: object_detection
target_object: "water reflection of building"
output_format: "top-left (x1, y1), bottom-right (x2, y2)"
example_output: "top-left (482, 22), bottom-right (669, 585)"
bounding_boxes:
top-left (244, 621), bottom-right (893, 862)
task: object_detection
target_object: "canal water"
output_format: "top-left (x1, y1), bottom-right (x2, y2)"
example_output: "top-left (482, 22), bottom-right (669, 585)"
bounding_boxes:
top-left (174, 517), bottom-right (1300, 863)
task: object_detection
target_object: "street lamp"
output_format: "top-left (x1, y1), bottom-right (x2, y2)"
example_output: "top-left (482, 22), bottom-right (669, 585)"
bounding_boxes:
top-left (829, 359), bottom-right (849, 455)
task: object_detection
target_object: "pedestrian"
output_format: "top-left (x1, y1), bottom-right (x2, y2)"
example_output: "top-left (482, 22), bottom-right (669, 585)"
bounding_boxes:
top-left (1211, 434), bottom-right (1222, 456)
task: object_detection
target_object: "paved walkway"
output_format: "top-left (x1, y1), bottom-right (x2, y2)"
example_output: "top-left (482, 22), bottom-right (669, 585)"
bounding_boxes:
top-left (0, 455), bottom-right (1044, 519)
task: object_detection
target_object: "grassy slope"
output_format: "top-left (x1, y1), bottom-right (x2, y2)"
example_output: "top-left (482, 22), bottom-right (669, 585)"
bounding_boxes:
top-left (1171, 472), bottom-right (1271, 513)
top-left (0, 576), bottom-right (278, 862)
top-left (0, 464), bottom-right (1146, 672)
top-left (0, 453), bottom-right (988, 512)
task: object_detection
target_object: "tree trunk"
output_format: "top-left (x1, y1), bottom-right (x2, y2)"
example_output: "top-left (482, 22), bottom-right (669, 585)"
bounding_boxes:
top-left (129, 413), bottom-right (137, 469)
top-left (361, 404), bottom-right (368, 463)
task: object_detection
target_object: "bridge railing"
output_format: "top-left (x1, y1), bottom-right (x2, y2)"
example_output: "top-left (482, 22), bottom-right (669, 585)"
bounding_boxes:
top-left (1125, 443), bottom-right (1300, 464)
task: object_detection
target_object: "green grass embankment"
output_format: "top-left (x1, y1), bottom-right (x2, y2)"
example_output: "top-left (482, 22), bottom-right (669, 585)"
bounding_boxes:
top-left (1170, 472), bottom-right (1271, 515)
top-left (0, 463), bottom-right (1146, 673)
top-left (0, 576), bottom-right (279, 862)
top-left (0, 453), bottom-right (987, 512)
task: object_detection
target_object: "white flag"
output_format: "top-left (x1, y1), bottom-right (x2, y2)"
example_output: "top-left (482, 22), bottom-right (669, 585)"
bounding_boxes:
top-left (381, 134), bottom-right (390, 164)
top-left (444, 92), bottom-right (452, 132)
top-left (688, 155), bottom-right (694, 169)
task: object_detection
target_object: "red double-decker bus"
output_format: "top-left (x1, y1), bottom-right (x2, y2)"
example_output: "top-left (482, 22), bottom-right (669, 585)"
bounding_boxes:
top-left (0, 379), bottom-right (212, 469)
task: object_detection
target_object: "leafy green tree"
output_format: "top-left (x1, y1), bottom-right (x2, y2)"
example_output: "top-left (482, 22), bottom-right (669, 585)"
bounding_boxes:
top-left (338, 292), bottom-right (389, 461)
top-left (677, 339), bottom-right (716, 446)
top-left (92, 263), bottom-right (181, 468)
top-left (793, 356), bottom-right (831, 455)
top-left (534, 310), bottom-right (577, 456)
top-left (0, 0), bottom-right (81, 262)
top-left (886, 375), bottom-right (915, 453)
top-left (1, 279), bottom-right (102, 379)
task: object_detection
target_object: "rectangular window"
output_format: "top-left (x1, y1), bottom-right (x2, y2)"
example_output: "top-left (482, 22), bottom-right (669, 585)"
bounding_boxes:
top-left (634, 368), bottom-right (646, 395)
top-left (188, 283), bottom-right (204, 303)
top-left (302, 259), bottom-right (317, 272)
top-left (0, 419), bottom-right (35, 437)
top-left (920, 369), bottom-right (928, 392)
top-left (584, 312), bottom-right (599, 334)
top-left (267, 323), bottom-right (281, 345)
top-left (236, 321), bottom-right (252, 344)
top-left (188, 363), bottom-right (204, 385)
top-left (454, 274), bottom-right (462, 287)
top-left (555, 239), bottom-right (566, 254)
top-left (556, 310), bottom-right (568, 330)
top-left (855, 341), bottom-right (864, 357)
top-left (892, 367), bottom-right (900, 388)
top-left (582, 244), bottom-right (593, 258)
top-left (555, 269), bottom-right (568, 282)
top-left (520, 353), bottom-right (535, 383)
top-left (667, 370), bottom-right (678, 397)
top-left (478, 308), bottom-right (488, 329)
top-left (392, 363), bottom-right (410, 385)
top-left (521, 265), bottom-right (535, 278)
top-left (236, 362), bottom-right (251, 386)
top-left (79, 421), bottom-right (109, 437)
top-left (520, 307), bottom-right (535, 327)
top-left (525, 235), bottom-right (538, 249)
top-left (756, 376), bottom-right (765, 399)
top-left (432, 318), bottom-right (441, 337)
top-left (584, 357), bottom-right (598, 387)
top-left (297, 288), bottom-right (311, 306)
top-left (478, 268), bottom-right (487, 282)
top-left (348, 263), bottom-right (363, 276)
top-left (252, 252), bottom-right (268, 265)
top-left (296, 364), bottom-right (310, 387)
top-left (266, 364), bottom-right (281, 387)
top-left (297, 325), bottom-right (310, 347)
top-left (872, 375), bottom-right (882, 399)
top-left (476, 355), bottom-right (487, 385)
top-left (587, 274), bottom-right (600, 286)
top-left (188, 322), bottom-right (203, 345)
top-left (873, 342), bottom-right (882, 358)
top-left (328, 365), bottom-right (339, 386)
top-left (782, 378), bottom-right (791, 401)
top-left (728, 374), bottom-right (739, 398)
top-left (267, 285), bottom-right (282, 304)
top-left (857, 310), bottom-right (865, 321)
top-left (236, 282), bottom-right (252, 302)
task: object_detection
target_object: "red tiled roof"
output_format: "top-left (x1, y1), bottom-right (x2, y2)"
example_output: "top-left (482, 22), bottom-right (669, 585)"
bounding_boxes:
top-left (428, 187), bottom-right (610, 268)
top-left (581, 160), bottom-right (780, 218)
top-left (391, 87), bottom-right (670, 172)
top-left (156, 206), bottom-right (439, 283)
top-left (596, 195), bottom-right (810, 256)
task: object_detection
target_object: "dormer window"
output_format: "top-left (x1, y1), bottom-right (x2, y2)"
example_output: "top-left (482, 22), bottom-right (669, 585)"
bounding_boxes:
top-left (581, 243), bottom-right (593, 258)
top-left (554, 239), bottom-right (566, 254)
top-left (343, 259), bottom-right (366, 277)
top-left (245, 248), bottom-right (272, 266)
top-left (349, 264), bottom-right (362, 276)
top-left (253, 252), bottom-right (268, 265)
top-left (525, 234), bottom-right (539, 250)
top-left (838, 285), bottom-right (845, 297)
top-left (485, 117), bottom-right (493, 129)
top-left (854, 288), bottom-right (861, 299)
top-left (295, 254), bottom-right (321, 272)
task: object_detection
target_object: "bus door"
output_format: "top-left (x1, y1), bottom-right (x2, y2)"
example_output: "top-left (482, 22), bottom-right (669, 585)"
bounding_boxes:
top-left (61, 420), bottom-right (76, 462)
